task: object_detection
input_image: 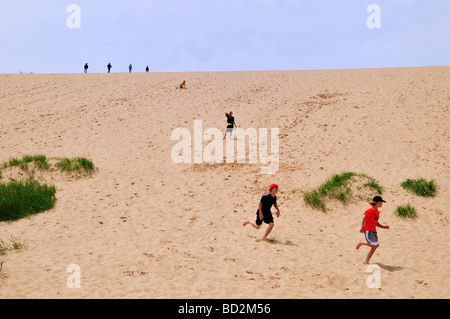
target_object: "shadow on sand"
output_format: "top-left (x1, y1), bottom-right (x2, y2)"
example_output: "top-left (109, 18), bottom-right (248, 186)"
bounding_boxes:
top-left (256, 237), bottom-right (298, 246)
top-left (376, 263), bottom-right (406, 272)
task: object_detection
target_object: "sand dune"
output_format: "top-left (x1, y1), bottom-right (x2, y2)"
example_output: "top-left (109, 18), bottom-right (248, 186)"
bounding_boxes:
top-left (0, 67), bottom-right (449, 298)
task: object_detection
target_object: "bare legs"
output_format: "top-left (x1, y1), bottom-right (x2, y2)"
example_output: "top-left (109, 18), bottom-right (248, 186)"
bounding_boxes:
top-left (243, 221), bottom-right (274, 239)
top-left (243, 221), bottom-right (260, 229)
top-left (263, 223), bottom-right (274, 238)
top-left (356, 241), bottom-right (379, 264)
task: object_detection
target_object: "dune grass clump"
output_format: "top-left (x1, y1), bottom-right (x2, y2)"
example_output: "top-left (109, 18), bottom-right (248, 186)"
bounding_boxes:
top-left (0, 154), bottom-right (96, 223)
top-left (1, 155), bottom-right (96, 180)
top-left (0, 179), bottom-right (56, 222)
top-left (401, 178), bottom-right (437, 197)
top-left (55, 157), bottom-right (95, 175)
top-left (2, 154), bottom-right (50, 172)
top-left (395, 204), bottom-right (417, 219)
top-left (303, 172), bottom-right (383, 212)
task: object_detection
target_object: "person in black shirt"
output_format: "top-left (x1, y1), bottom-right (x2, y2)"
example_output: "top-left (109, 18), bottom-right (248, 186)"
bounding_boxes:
top-left (243, 184), bottom-right (280, 239)
top-left (223, 111), bottom-right (237, 139)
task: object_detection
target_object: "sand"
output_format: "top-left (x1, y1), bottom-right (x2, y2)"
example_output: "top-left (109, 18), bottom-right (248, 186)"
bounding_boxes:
top-left (0, 67), bottom-right (448, 299)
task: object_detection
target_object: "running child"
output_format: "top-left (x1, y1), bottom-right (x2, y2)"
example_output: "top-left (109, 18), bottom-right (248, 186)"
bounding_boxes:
top-left (356, 196), bottom-right (390, 264)
top-left (243, 184), bottom-right (280, 240)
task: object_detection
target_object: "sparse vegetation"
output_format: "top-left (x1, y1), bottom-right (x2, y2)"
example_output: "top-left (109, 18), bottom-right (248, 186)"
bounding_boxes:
top-left (0, 154), bottom-right (96, 222)
top-left (303, 172), bottom-right (384, 212)
top-left (0, 178), bottom-right (57, 221)
top-left (0, 236), bottom-right (28, 254)
top-left (401, 178), bottom-right (437, 197)
top-left (1, 154), bottom-right (96, 178)
top-left (55, 157), bottom-right (95, 174)
top-left (2, 154), bottom-right (50, 172)
top-left (0, 236), bottom-right (28, 274)
top-left (395, 204), bottom-right (417, 219)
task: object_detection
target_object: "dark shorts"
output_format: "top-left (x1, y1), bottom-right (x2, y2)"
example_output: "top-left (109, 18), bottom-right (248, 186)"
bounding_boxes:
top-left (365, 231), bottom-right (379, 246)
top-left (256, 210), bottom-right (274, 226)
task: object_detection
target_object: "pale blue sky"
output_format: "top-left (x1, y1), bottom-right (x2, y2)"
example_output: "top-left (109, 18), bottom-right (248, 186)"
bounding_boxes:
top-left (0, 0), bottom-right (449, 73)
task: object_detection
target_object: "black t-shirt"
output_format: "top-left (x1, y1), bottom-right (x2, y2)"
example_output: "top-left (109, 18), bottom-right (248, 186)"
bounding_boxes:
top-left (226, 114), bottom-right (234, 128)
top-left (257, 193), bottom-right (277, 215)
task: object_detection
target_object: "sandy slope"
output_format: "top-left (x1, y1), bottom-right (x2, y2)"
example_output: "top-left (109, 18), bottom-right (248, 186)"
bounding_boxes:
top-left (0, 67), bottom-right (448, 298)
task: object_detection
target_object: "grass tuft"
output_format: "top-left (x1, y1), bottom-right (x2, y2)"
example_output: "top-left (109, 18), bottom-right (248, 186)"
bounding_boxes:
top-left (0, 236), bottom-right (28, 274)
top-left (0, 178), bottom-right (57, 222)
top-left (303, 190), bottom-right (325, 212)
top-left (401, 178), bottom-right (437, 197)
top-left (0, 155), bottom-right (95, 177)
top-left (303, 172), bottom-right (383, 212)
top-left (0, 236), bottom-right (28, 255)
top-left (3, 155), bottom-right (50, 172)
top-left (0, 240), bottom-right (7, 255)
top-left (55, 157), bottom-right (96, 175)
top-left (0, 154), bottom-right (96, 223)
top-left (395, 204), bottom-right (417, 219)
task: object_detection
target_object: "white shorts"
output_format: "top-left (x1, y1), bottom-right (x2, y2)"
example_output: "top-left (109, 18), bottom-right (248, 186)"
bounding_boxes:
top-left (365, 231), bottom-right (379, 246)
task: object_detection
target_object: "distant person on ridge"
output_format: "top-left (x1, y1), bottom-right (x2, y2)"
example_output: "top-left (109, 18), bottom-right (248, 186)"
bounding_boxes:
top-left (107, 63), bottom-right (112, 73)
top-left (129, 63), bottom-right (132, 73)
top-left (84, 63), bottom-right (88, 73)
top-left (146, 66), bottom-right (149, 73)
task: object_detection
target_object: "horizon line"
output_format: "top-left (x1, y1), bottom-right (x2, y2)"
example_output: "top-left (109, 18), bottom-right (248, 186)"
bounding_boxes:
top-left (1, 65), bottom-right (449, 76)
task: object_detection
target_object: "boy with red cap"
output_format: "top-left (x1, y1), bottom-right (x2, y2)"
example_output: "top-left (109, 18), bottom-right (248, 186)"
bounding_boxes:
top-left (356, 196), bottom-right (390, 264)
top-left (243, 184), bottom-right (280, 240)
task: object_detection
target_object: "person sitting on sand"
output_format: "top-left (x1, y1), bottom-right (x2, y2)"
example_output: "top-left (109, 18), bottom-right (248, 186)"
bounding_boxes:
top-left (179, 81), bottom-right (186, 89)
top-left (356, 196), bottom-right (390, 264)
top-left (243, 184), bottom-right (281, 240)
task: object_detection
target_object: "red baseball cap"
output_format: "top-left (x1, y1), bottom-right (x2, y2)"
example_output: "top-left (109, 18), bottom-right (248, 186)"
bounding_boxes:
top-left (269, 183), bottom-right (279, 190)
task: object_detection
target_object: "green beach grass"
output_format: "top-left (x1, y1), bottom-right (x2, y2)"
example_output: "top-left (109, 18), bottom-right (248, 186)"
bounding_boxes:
top-left (0, 155), bottom-right (96, 222)
top-left (1, 154), bottom-right (96, 177)
top-left (401, 178), bottom-right (437, 197)
top-left (0, 179), bottom-right (57, 222)
top-left (303, 172), bottom-right (383, 212)
top-left (395, 204), bottom-right (417, 219)
top-left (55, 157), bottom-right (95, 174)
top-left (0, 236), bottom-right (28, 255)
